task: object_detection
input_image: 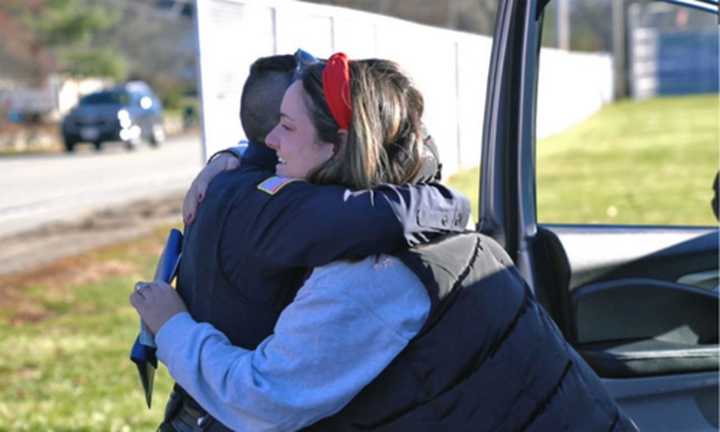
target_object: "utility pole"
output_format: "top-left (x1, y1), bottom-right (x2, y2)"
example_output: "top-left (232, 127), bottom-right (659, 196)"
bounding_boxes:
top-left (447, 0), bottom-right (459, 29)
top-left (556, 0), bottom-right (570, 50)
top-left (612, 0), bottom-right (628, 99)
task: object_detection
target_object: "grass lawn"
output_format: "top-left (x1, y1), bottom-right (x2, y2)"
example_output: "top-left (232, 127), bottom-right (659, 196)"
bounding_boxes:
top-left (0, 95), bottom-right (716, 431)
top-left (448, 94), bottom-right (719, 226)
top-left (0, 227), bottom-right (179, 431)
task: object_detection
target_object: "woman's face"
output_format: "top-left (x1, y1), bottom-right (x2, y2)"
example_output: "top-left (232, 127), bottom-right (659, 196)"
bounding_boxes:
top-left (266, 81), bottom-right (335, 179)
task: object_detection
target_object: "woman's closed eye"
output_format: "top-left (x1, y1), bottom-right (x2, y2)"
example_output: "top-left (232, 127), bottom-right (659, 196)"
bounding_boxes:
top-left (279, 113), bottom-right (295, 132)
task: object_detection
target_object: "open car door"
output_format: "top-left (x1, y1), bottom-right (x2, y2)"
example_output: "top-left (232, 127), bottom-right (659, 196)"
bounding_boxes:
top-left (480, 0), bottom-right (718, 430)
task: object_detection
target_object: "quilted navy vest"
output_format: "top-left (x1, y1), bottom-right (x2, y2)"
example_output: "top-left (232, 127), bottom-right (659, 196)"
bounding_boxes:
top-left (307, 233), bottom-right (637, 432)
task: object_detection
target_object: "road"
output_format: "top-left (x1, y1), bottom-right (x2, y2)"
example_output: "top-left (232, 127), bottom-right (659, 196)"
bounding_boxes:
top-left (0, 134), bottom-right (205, 239)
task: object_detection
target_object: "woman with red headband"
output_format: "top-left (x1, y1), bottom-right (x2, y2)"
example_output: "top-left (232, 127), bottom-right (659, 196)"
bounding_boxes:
top-left (132, 53), bottom-right (633, 431)
top-left (266, 53), bottom-right (426, 190)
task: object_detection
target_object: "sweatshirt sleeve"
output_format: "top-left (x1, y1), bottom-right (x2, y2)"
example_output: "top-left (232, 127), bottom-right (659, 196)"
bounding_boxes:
top-left (156, 257), bottom-right (429, 432)
top-left (247, 182), bottom-right (470, 268)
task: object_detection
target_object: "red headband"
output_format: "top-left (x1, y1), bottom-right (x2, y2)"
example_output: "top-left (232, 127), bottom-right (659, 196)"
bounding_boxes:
top-left (322, 52), bottom-right (352, 130)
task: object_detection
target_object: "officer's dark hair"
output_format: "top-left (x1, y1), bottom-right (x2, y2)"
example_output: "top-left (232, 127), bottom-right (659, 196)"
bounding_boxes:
top-left (240, 55), bottom-right (296, 143)
top-left (300, 59), bottom-right (425, 190)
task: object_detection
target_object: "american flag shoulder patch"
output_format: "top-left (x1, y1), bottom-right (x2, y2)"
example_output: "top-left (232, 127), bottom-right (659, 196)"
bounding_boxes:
top-left (257, 176), bottom-right (301, 195)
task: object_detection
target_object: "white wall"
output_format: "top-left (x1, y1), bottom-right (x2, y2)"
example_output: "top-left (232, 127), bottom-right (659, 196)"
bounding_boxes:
top-left (537, 48), bottom-right (613, 140)
top-left (196, 0), bottom-right (612, 176)
top-left (56, 77), bottom-right (110, 116)
top-left (0, 76), bottom-right (109, 121)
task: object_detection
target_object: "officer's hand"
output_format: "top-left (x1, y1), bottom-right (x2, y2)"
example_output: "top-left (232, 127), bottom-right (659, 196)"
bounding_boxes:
top-left (183, 153), bottom-right (240, 225)
top-left (130, 281), bottom-right (188, 335)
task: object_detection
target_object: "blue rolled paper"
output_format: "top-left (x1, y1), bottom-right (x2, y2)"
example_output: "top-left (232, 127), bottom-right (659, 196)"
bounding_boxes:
top-left (130, 228), bottom-right (182, 408)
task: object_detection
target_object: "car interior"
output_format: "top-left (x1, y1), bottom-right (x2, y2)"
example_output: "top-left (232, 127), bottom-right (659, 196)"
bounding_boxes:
top-left (535, 225), bottom-right (718, 379)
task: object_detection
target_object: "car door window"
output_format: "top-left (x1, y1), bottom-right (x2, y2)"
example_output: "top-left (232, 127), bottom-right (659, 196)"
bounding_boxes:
top-left (536, 1), bottom-right (718, 226)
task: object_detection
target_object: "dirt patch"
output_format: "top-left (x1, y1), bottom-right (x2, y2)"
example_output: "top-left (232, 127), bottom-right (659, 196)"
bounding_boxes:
top-left (0, 193), bottom-right (184, 322)
top-left (0, 257), bottom-right (141, 325)
top-left (0, 192), bottom-right (183, 275)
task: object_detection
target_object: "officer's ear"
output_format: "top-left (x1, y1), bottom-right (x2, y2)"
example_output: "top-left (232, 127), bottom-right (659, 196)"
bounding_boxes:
top-left (335, 129), bottom-right (348, 156)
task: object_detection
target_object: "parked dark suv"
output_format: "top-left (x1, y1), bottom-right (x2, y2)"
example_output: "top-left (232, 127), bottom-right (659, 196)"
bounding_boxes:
top-left (61, 81), bottom-right (165, 152)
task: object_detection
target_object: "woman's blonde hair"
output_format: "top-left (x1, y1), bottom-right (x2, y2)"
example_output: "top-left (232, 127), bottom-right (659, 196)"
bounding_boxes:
top-left (301, 59), bottom-right (424, 190)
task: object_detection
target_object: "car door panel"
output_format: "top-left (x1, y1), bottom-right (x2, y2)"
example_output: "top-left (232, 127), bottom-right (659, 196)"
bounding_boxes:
top-left (603, 371), bottom-right (718, 431)
top-left (532, 224), bottom-right (719, 376)
top-left (545, 226), bottom-right (718, 290)
top-left (573, 279), bottom-right (717, 375)
top-left (541, 225), bottom-right (718, 370)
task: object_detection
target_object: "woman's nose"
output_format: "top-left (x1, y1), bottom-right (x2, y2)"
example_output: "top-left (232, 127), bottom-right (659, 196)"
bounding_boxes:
top-left (265, 126), bottom-right (280, 151)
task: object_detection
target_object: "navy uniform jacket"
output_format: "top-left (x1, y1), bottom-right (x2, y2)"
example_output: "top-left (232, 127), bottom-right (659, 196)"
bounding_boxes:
top-left (176, 142), bottom-right (470, 349)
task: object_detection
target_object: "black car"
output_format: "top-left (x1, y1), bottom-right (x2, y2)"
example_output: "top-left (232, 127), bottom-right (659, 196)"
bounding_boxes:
top-left (61, 81), bottom-right (166, 152)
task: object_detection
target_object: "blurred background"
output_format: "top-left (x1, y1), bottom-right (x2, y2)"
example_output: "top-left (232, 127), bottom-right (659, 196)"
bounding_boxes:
top-left (0, 0), bottom-right (197, 152)
top-left (0, 0), bottom-right (717, 430)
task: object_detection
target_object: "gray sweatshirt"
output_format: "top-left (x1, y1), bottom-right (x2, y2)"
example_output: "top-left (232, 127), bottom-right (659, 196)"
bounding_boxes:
top-left (156, 255), bottom-right (430, 431)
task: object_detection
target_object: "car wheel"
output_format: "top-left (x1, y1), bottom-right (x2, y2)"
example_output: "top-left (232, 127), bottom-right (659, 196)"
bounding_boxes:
top-left (149, 123), bottom-right (165, 147)
top-left (93, 141), bottom-right (103, 152)
top-left (64, 138), bottom-right (76, 153)
top-left (125, 139), bottom-right (138, 151)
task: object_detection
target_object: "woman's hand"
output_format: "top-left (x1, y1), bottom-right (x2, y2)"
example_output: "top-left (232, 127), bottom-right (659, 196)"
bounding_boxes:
top-left (130, 281), bottom-right (188, 335)
top-left (183, 153), bottom-right (240, 225)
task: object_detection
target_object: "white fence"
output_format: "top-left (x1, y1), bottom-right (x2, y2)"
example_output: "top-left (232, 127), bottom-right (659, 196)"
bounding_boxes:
top-left (196, 0), bottom-right (612, 176)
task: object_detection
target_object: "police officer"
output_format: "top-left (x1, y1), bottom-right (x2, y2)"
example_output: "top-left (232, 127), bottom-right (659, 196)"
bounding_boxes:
top-left (156, 53), bottom-right (469, 431)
